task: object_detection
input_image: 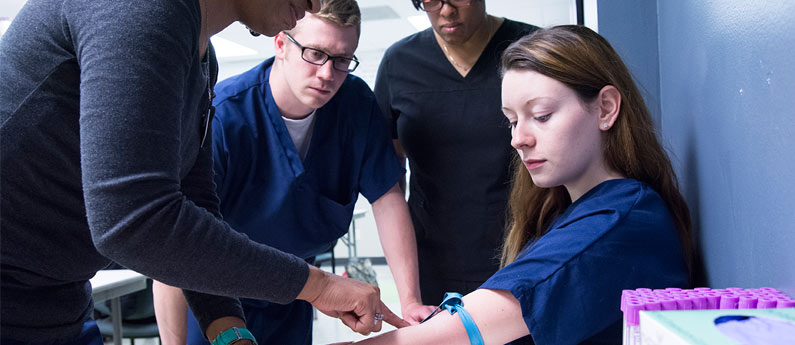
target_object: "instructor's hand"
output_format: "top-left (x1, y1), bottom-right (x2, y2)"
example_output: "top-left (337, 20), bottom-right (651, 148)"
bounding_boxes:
top-left (297, 265), bottom-right (409, 334)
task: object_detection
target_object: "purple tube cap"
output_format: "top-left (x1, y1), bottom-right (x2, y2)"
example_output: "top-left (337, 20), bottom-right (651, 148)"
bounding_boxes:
top-left (757, 297), bottom-right (778, 309)
top-left (720, 295), bottom-right (740, 309)
top-left (658, 297), bottom-right (678, 311)
top-left (738, 296), bottom-right (758, 309)
top-left (778, 300), bottom-right (795, 308)
top-left (625, 300), bottom-right (644, 326)
top-left (644, 300), bottom-right (662, 311)
top-left (690, 295), bottom-right (707, 310)
top-left (675, 298), bottom-right (693, 310)
top-left (703, 293), bottom-right (721, 310)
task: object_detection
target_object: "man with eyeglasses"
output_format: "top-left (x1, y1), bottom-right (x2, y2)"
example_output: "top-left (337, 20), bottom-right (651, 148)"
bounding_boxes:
top-left (374, 0), bottom-right (538, 306)
top-left (154, 1), bottom-right (434, 344)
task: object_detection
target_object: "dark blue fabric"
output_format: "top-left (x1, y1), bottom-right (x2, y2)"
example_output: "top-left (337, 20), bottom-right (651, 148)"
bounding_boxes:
top-left (373, 19), bottom-right (539, 300)
top-left (201, 59), bottom-right (402, 342)
top-left (480, 179), bottom-right (689, 345)
top-left (187, 300), bottom-right (313, 345)
top-left (1, 320), bottom-right (103, 345)
top-left (210, 58), bottom-right (403, 260)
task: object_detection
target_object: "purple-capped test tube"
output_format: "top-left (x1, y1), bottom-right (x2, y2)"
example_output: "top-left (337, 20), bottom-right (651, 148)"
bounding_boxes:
top-left (644, 300), bottom-right (661, 311)
top-left (778, 299), bottom-right (795, 308)
top-left (760, 287), bottom-right (780, 294)
top-left (624, 299), bottom-right (644, 326)
top-left (738, 296), bottom-right (758, 309)
top-left (658, 296), bottom-right (678, 310)
top-left (621, 290), bottom-right (638, 311)
top-left (720, 294), bottom-right (740, 309)
top-left (689, 294), bottom-right (707, 309)
top-left (653, 291), bottom-right (671, 299)
top-left (675, 296), bottom-right (693, 310)
top-left (702, 292), bottom-right (721, 309)
top-left (621, 295), bottom-right (639, 312)
top-left (757, 296), bottom-right (778, 309)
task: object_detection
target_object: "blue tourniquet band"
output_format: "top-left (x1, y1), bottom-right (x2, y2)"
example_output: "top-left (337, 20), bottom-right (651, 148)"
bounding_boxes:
top-left (420, 292), bottom-right (485, 345)
top-left (210, 327), bottom-right (257, 345)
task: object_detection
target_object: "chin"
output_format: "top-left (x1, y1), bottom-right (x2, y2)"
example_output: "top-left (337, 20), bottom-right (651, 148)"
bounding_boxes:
top-left (302, 95), bottom-right (331, 109)
top-left (529, 175), bottom-right (557, 189)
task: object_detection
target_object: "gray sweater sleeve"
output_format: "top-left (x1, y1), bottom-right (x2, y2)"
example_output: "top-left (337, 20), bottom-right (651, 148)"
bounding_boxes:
top-left (69, 0), bottom-right (309, 316)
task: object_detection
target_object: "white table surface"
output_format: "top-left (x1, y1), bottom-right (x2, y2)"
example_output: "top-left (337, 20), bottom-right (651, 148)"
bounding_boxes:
top-left (90, 269), bottom-right (147, 303)
top-left (90, 269), bottom-right (149, 345)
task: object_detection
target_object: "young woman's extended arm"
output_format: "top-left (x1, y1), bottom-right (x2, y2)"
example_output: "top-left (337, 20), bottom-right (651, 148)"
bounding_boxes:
top-left (353, 288), bottom-right (529, 344)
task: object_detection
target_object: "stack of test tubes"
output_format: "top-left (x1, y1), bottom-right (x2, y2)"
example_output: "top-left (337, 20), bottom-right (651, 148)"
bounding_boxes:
top-left (621, 287), bottom-right (795, 345)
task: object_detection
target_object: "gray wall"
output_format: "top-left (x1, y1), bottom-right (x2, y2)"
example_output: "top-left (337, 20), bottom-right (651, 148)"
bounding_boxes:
top-left (598, 0), bottom-right (795, 295)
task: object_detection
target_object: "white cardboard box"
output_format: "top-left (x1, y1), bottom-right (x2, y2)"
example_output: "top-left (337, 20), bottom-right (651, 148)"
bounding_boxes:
top-left (640, 308), bottom-right (795, 345)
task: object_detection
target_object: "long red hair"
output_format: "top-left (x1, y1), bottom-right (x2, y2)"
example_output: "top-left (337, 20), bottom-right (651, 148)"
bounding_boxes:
top-left (499, 26), bottom-right (693, 279)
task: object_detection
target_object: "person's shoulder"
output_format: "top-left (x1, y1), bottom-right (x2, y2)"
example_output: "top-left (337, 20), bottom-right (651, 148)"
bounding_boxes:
top-left (214, 59), bottom-right (272, 104)
top-left (329, 74), bottom-right (376, 109)
top-left (549, 179), bottom-right (647, 227)
top-left (500, 18), bottom-right (541, 38)
top-left (578, 179), bottom-right (658, 210)
top-left (340, 73), bottom-right (373, 93)
top-left (601, 178), bottom-right (665, 209)
top-left (570, 178), bottom-right (671, 229)
top-left (97, 0), bottom-right (200, 31)
top-left (382, 28), bottom-right (433, 60)
top-left (490, 19), bottom-right (539, 53)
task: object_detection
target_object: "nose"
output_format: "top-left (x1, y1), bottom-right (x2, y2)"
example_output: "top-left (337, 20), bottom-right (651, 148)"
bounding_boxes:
top-left (510, 120), bottom-right (536, 150)
top-left (316, 60), bottom-right (335, 81)
top-left (439, 1), bottom-right (458, 17)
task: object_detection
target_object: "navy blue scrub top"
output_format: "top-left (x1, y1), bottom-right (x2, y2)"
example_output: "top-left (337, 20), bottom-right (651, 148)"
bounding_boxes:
top-left (210, 58), bottom-right (403, 260)
top-left (481, 179), bottom-right (689, 345)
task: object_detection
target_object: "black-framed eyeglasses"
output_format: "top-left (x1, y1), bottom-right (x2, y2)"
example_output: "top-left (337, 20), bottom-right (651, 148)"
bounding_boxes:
top-left (283, 33), bottom-right (359, 73)
top-left (419, 0), bottom-right (472, 12)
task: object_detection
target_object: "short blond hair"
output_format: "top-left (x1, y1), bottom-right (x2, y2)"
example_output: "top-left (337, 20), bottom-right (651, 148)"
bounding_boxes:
top-left (288, 0), bottom-right (361, 37)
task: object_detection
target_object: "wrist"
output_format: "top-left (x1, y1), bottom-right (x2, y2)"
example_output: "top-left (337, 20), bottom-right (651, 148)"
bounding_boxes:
top-left (205, 316), bottom-right (246, 343)
top-left (398, 291), bottom-right (424, 308)
top-left (296, 265), bottom-right (328, 303)
top-left (401, 298), bottom-right (422, 309)
top-left (210, 327), bottom-right (257, 345)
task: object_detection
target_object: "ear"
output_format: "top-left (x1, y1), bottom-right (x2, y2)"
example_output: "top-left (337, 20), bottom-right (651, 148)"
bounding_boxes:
top-left (597, 85), bottom-right (621, 131)
top-left (274, 32), bottom-right (287, 60)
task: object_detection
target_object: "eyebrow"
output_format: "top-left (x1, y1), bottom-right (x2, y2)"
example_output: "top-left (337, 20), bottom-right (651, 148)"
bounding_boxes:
top-left (524, 96), bottom-right (553, 106)
top-left (503, 96), bottom-right (553, 112)
top-left (307, 43), bottom-right (354, 58)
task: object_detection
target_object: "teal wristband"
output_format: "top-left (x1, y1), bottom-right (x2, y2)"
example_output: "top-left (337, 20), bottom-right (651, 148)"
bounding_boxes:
top-left (420, 292), bottom-right (484, 345)
top-left (210, 327), bottom-right (257, 345)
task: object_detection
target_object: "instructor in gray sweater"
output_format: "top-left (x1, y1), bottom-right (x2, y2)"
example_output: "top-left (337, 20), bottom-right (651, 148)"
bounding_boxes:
top-left (0, 0), bottom-right (402, 344)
